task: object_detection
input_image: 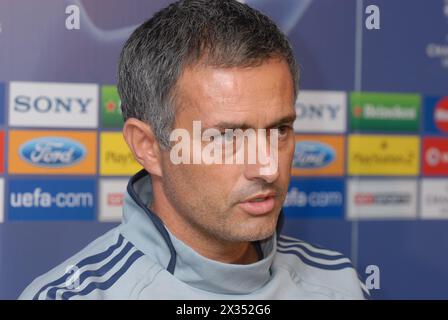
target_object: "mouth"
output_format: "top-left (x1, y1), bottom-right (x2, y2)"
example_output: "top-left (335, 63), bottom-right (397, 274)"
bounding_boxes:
top-left (238, 192), bottom-right (278, 216)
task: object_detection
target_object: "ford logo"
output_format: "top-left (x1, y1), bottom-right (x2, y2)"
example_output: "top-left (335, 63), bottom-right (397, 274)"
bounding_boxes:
top-left (19, 137), bottom-right (86, 168)
top-left (293, 141), bottom-right (335, 168)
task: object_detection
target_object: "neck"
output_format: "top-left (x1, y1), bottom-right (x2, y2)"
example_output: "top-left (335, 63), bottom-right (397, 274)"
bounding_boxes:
top-left (149, 176), bottom-right (259, 265)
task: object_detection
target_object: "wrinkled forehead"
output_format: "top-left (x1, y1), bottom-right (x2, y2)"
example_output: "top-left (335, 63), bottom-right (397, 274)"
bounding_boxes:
top-left (173, 58), bottom-right (296, 129)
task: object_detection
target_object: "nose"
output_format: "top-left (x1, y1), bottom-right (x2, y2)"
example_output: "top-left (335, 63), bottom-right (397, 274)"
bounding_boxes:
top-left (244, 162), bottom-right (279, 184)
top-left (243, 131), bottom-right (280, 184)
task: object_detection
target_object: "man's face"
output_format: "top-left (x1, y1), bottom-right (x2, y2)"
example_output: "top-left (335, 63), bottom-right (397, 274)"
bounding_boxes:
top-left (160, 58), bottom-right (296, 243)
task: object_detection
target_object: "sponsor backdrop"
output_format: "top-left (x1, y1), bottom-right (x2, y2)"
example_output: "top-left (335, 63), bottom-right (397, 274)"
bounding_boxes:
top-left (0, 0), bottom-right (447, 299)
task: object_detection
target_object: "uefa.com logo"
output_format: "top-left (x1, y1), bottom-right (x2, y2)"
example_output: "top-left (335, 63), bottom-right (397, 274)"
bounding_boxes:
top-left (169, 121), bottom-right (280, 176)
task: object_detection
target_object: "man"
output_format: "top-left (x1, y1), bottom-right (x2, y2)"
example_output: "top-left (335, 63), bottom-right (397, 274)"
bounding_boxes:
top-left (20, 0), bottom-right (368, 300)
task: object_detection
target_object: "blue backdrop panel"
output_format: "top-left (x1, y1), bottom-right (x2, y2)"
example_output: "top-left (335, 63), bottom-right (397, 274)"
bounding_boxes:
top-left (0, 0), bottom-right (447, 299)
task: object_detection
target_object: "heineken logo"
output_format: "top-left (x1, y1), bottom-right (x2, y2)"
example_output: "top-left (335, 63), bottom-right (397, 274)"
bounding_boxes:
top-left (350, 92), bottom-right (421, 132)
top-left (353, 105), bottom-right (363, 118)
top-left (355, 104), bottom-right (417, 121)
top-left (101, 85), bottom-right (123, 128)
top-left (105, 100), bottom-right (118, 113)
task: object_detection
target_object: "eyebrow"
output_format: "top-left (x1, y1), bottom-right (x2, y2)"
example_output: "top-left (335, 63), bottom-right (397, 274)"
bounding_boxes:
top-left (209, 113), bottom-right (297, 131)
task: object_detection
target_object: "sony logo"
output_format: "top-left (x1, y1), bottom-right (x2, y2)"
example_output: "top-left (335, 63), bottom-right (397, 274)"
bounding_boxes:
top-left (14, 95), bottom-right (92, 113)
top-left (296, 103), bottom-right (341, 120)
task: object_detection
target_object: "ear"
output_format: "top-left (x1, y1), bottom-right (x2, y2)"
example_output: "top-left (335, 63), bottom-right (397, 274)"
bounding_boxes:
top-left (123, 118), bottom-right (163, 177)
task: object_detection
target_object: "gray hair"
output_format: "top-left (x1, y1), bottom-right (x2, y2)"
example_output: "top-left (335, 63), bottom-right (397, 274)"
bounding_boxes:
top-left (117, 0), bottom-right (299, 149)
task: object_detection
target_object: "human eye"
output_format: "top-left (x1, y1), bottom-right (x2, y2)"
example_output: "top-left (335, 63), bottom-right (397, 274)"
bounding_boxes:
top-left (277, 125), bottom-right (293, 138)
top-left (220, 130), bottom-right (235, 143)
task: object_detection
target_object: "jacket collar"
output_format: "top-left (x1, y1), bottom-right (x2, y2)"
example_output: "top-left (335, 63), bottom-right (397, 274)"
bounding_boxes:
top-left (120, 169), bottom-right (281, 294)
